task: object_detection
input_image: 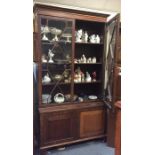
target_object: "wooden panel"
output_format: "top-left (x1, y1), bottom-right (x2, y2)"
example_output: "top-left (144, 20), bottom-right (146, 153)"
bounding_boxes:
top-left (40, 111), bottom-right (78, 146)
top-left (33, 32), bottom-right (38, 62)
top-left (107, 67), bottom-right (121, 147)
top-left (114, 66), bottom-right (121, 102)
top-left (80, 110), bottom-right (104, 138)
top-left (115, 101), bottom-right (121, 155)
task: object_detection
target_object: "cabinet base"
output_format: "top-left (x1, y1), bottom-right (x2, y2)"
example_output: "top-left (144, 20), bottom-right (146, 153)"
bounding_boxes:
top-left (40, 134), bottom-right (106, 151)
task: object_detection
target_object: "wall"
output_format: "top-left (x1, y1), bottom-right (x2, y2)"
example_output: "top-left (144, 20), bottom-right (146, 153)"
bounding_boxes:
top-left (34, 0), bottom-right (121, 13)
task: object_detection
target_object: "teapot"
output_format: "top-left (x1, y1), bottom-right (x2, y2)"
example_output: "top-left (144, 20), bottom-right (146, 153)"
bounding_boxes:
top-left (54, 93), bottom-right (65, 103)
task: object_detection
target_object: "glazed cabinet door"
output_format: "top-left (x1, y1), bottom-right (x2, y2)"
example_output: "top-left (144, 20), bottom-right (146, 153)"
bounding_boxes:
top-left (80, 109), bottom-right (105, 138)
top-left (40, 111), bottom-right (78, 146)
top-left (38, 16), bottom-right (74, 106)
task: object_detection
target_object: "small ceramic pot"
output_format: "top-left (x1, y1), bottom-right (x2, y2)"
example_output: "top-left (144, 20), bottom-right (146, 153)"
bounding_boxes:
top-left (54, 93), bottom-right (65, 103)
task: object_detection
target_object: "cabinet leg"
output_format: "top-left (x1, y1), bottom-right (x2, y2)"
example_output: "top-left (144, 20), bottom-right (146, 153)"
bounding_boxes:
top-left (40, 150), bottom-right (47, 155)
top-left (103, 136), bottom-right (107, 142)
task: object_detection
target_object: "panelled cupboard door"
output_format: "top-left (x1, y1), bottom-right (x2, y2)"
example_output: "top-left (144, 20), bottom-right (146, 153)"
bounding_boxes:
top-left (80, 109), bottom-right (105, 138)
top-left (40, 111), bottom-right (78, 146)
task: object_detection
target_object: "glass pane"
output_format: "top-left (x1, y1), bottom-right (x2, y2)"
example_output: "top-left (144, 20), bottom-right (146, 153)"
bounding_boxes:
top-left (104, 20), bottom-right (117, 101)
top-left (40, 17), bottom-right (72, 105)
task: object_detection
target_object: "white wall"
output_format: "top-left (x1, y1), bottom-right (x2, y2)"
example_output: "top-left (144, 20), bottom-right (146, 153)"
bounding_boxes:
top-left (34, 0), bottom-right (121, 13)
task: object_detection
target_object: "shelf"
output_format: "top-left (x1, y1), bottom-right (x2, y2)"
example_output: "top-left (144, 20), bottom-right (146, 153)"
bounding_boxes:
top-left (75, 42), bottom-right (103, 45)
top-left (42, 40), bottom-right (72, 45)
top-left (42, 82), bottom-right (71, 86)
top-left (74, 99), bottom-right (102, 103)
top-left (42, 41), bottom-right (103, 45)
top-left (41, 99), bottom-right (102, 105)
top-left (42, 81), bottom-right (101, 85)
top-left (74, 80), bottom-right (101, 84)
top-left (42, 62), bottom-right (71, 65)
top-left (74, 62), bottom-right (102, 65)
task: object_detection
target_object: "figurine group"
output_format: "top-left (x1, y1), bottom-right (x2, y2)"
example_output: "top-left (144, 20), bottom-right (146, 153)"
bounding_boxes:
top-left (74, 67), bottom-right (96, 83)
top-left (74, 54), bottom-right (96, 64)
top-left (76, 29), bottom-right (100, 43)
top-left (41, 26), bottom-right (62, 42)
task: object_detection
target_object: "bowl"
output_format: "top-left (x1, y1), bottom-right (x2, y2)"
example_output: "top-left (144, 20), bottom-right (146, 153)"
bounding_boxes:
top-left (50, 28), bottom-right (62, 35)
top-left (88, 95), bottom-right (98, 100)
top-left (41, 26), bottom-right (50, 34)
top-left (65, 94), bottom-right (78, 102)
top-left (52, 74), bottom-right (63, 81)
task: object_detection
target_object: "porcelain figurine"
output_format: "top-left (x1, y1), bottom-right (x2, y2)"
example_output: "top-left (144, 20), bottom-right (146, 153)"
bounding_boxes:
top-left (78, 97), bottom-right (84, 102)
top-left (85, 72), bottom-right (92, 82)
top-left (87, 57), bottom-right (92, 63)
top-left (76, 29), bottom-right (83, 42)
top-left (83, 31), bottom-right (88, 43)
top-left (42, 54), bottom-right (47, 63)
top-left (81, 72), bottom-right (85, 82)
top-left (81, 54), bottom-right (86, 63)
top-left (48, 49), bottom-right (54, 63)
top-left (92, 71), bottom-right (97, 81)
top-left (89, 34), bottom-right (96, 43)
top-left (74, 67), bottom-right (83, 82)
top-left (74, 59), bottom-right (78, 63)
top-left (42, 73), bottom-right (51, 83)
top-left (74, 73), bottom-right (79, 83)
top-left (63, 69), bottom-right (70, 83)
top-left (96, 35), bottom-right (100, 43)
top-left (92, 57), bottom-right (96, 63)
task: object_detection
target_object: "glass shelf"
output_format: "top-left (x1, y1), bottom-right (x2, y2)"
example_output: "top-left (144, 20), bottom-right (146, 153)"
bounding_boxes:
top-left (42, 62), bottom-right (71, 65)
top-left (75, 42), bottom-right (103, 45)
top-left (74, 80), bottom-right (101, 84)
top-left (42, 82), bottom-right (71, 85)
top-left (42, 40), bottom-right (72, 45)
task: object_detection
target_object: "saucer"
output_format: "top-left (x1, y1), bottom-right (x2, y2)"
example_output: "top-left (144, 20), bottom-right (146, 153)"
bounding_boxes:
top-left (88, 95), bottom-right (97, 100)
